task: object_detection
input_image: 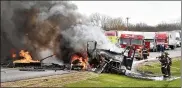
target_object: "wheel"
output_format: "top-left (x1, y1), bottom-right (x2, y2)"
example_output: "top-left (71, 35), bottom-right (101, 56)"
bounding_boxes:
top-left (171, 46), bottom-right (176, 50)
top-left (170, 45), bottom-right (175, 50)
top-left (150, 49), bottom-right (153, 52)
top-left (152, 48), bottom-right (156, 52)
top-left (180, 43), bottom-right (181, 46)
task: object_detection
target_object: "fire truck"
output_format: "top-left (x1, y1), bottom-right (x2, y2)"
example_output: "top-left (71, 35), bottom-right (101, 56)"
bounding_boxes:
top-left (104, 31), bottom-right (118, 44)
top-left (155, 32), bottom-right (169, 51)
top-left (118, 31), bottom-right (146, 50)
top-left (117, 31), bottom-right (149, 60)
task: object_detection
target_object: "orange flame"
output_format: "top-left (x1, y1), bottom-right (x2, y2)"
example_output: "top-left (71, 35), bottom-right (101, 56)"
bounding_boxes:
top-left (71, 53), bottom-right (88, 70)
top-left (13, 50), bottom-right (40, 63)
top-left (12, 53), bottom-right (17, 58)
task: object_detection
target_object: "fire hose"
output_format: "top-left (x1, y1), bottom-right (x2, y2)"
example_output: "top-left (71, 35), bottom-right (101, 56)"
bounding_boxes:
top-left (145, 66), bottom-right (180, 70)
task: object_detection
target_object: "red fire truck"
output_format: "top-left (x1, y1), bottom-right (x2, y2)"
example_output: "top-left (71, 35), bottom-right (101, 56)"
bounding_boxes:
top-left (118, 31), bottom-right (150, 60)
top-left (155, 32), bottom-right (169, 51)
top-left (118, 31), bottom-right (146, 50)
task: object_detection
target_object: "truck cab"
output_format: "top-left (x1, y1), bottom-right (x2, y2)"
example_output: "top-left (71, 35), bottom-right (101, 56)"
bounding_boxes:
top-left (155, 32), bottom-right (169, 51)
top-left (143, 32), bottom-right (157, 52)
top-left (118, 31), bottom-right (148, 60)
top-left (131, 34), bottom-right (144, 50)
top-left (119, 34), bottom-right (132, 48)
top-left (118, 31), bottom-right (145, 50)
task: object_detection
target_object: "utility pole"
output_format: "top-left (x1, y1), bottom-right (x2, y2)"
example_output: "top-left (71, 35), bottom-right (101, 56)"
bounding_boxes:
top-left (126, 17), bottom-right (129, 31)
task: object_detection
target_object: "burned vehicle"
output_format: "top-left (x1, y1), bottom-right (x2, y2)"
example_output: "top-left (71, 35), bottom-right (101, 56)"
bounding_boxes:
top-left (70, 52), bottom-right (88, 70)
top-left (2, 50), bottom-right (65, 71)
top-left (87, 41), bottom-right (136, 75)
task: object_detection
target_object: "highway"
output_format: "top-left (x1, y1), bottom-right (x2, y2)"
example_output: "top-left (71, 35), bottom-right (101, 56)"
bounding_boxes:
top-left (1, 68), bottom-right (70, 83)
top-left (1, 47), bottom-right (181, 83)
top-left (148, 47), bottom-right (181, 59)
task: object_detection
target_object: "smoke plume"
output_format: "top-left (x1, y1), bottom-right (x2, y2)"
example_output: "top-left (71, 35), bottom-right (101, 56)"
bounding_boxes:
top-left (1, 1), bottom-right (122, 64)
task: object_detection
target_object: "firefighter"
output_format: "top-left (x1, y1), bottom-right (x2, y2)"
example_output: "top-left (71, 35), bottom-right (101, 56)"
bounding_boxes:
top-left (156, 52), bottom-right (171, 78)
top-left (164, 52), bottom-right (172, 77)
top-left (137, 47), bottom-right (143, 60)
top-left (161, 44), bottom-right (165, 52)
top-left (126, 45), bottom-right (135, 70)
top-left (122, 45), bottom-right (133, 69)
top-left (142, 45), bottom-right (148, 60)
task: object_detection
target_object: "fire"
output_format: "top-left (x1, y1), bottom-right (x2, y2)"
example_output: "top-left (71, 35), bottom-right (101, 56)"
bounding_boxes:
top-left (71, 53), bottom-right (88, 70)
top-left (13, 50), bottom-right (40, 63)
top-left (12, 53), bottom-right (17, 58)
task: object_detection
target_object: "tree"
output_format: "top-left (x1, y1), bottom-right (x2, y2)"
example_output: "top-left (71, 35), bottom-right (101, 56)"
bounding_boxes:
top-left (89, 13), bottom-right (126, 31)
top-left (105, 17), bottom-right (125, 30)
top-left (89, 13), bottom-right (101, 27)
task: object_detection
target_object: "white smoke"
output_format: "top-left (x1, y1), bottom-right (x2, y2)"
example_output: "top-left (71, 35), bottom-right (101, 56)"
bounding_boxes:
top-left (39, 49), bottom-right (63, 65)
top-left (61, 23), bottom-right (123, 53)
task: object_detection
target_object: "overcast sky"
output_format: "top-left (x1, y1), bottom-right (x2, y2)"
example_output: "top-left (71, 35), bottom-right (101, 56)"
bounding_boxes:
top-left (72, 1), bottom-right (181, 26)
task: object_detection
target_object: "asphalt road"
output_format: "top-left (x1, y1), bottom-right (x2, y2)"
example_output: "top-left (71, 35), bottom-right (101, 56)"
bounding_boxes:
top-left (1, 47), bottom-right (181, 83)
top-left (148, 47), bottom-right (181, 58)
top-left (1, 68), bottom-right (70, 83)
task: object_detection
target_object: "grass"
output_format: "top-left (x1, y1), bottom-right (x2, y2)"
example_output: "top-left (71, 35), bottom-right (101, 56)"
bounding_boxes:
top-left (65, 57), bottom-right (181, 87)
top-left (1, 72), bottom-right (99, 87)
top-left (2, 57), bottom-right (180, 87)
top-left (65, 74), bottom-right (181, 87)
top-left (137, 58), bottom-right (181, 76)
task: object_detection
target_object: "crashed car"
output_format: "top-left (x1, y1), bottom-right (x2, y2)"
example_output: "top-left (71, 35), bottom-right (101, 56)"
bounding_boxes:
top-left (87, 41), bottom-right (136, 75)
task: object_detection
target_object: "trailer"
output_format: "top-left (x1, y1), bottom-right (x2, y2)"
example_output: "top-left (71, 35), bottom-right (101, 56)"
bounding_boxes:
top-left (175, 31), bottom-right (181, 47)
top-left (167, 31), bottom-right (178, 49)
top-left (143, 32), bottom-right (157, 52)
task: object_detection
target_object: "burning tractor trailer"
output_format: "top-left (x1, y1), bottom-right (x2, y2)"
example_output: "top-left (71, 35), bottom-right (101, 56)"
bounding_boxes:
top-left (3, 41), bottom-right (136, 75)
top-left (3, 50), bottom-right (66, 71)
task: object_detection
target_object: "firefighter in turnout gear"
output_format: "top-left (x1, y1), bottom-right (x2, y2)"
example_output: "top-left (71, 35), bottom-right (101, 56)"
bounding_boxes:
top-left (156, 52), bottom-right (172, 78)
top-left (142, 46), bottom-right (148, 60)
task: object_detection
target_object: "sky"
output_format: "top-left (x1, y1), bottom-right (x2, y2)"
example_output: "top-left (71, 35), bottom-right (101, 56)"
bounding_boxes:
top-left (72, 1), bottom-right (181, 26)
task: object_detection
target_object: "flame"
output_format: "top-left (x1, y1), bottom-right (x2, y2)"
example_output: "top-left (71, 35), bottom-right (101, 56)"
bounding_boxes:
top-left (12, 53), bottom-right (17, 58)
top-left (71, 53), bottom-right (88, 70)
top-left (13, 50), bottom-right (40, 63)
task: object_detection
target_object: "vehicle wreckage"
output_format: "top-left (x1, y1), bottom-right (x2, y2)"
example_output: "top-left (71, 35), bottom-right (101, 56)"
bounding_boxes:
top-left (2, 41), bottom-right (136, 75)
top-left (85, 41), bottom-right (135, 75)
top-left (2, 50), bottom-right (65, 71)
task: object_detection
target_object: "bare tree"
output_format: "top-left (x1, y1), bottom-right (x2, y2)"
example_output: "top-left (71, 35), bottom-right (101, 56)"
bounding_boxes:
top-left (105, 17), bottom-right (125, 30)
top-left (128, 23), bottom-right (156, 32)
top-left (89, 13), bottom-right (181, 32)
top-left (89, 13), bottom-right (101, 26)
top-left (89, 13), bottom-right (126, 30)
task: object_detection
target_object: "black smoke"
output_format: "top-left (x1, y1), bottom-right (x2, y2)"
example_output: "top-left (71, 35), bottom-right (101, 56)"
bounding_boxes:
top-left (1, 1), bottom-right (121, 64)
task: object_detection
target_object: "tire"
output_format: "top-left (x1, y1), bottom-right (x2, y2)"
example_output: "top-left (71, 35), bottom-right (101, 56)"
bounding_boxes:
top-left (170, 45), bottom-right (175, 50)
top-left (180, 43), bottom-right (181, 46)
top-left (153, 48), bottom-right (156, 52)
